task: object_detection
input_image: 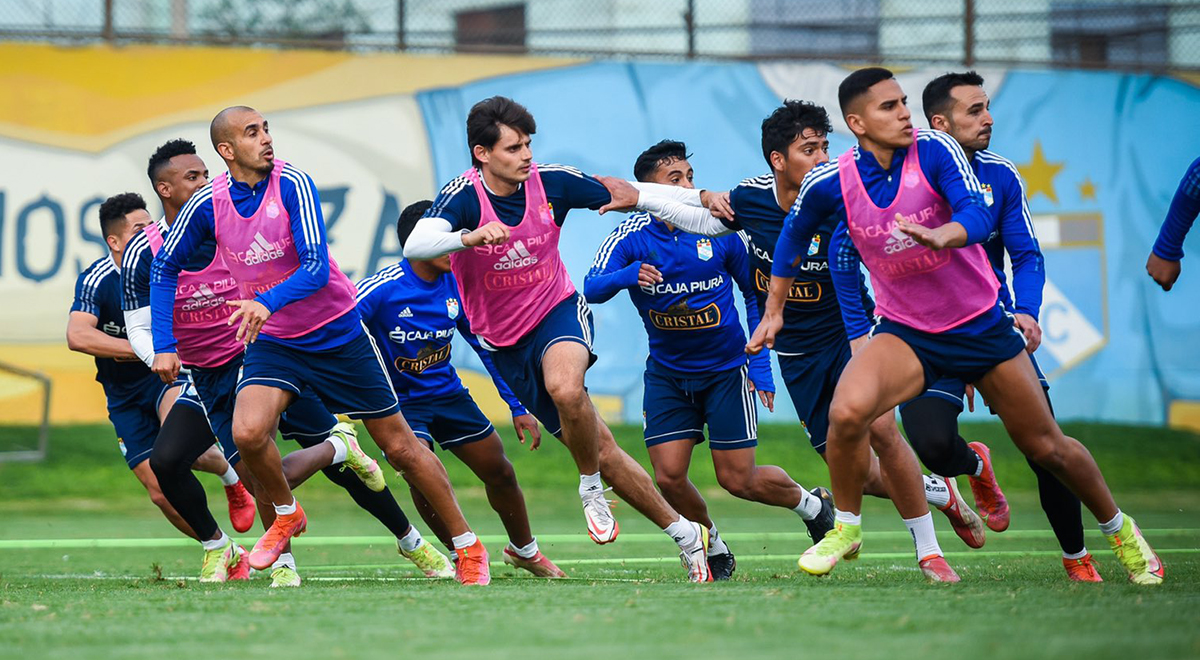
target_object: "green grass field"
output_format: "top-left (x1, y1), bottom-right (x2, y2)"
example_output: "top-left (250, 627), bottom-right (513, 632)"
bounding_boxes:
top-left (1, 422), bottom-right (1199, 659)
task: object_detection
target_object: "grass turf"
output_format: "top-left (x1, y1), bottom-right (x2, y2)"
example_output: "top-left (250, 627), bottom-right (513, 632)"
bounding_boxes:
top-left (1, 422), bottom-right (1198, 659)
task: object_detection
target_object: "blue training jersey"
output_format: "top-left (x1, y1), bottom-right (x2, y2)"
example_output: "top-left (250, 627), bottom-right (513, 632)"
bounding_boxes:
top-left (355, 259), bottom-right (527, 413)
top-left (426, 164), bottom-right (612, 231)
top-left (583, 212), bottom-right (773, 389)
top-left (1152, 156), bottom-right (1200, 261)
top-left (725, 173), bottom-right (872, 354)
top-left (72, 255), bottom-right (155, 392)
top-left (149, 162), bottom-right (358, 354)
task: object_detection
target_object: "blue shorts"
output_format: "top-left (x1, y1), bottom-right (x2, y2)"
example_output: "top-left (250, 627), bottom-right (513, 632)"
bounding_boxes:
top-left (400, 389), bottom-right (495, 451)
top-left (106, 373), bottom-right (181, 469)
top-left (238, 322), bottom-right (399, 420)
top-left (778, 340), bottom-right (852, 454)
top-left (488, 293), bottom-right (596, 438)
top-left (642, 360), bottom-right (757, 450)
top-left (871, 306), bottom-right (1027, 390)
top-left (901, 352), bottom-right (1050, 413)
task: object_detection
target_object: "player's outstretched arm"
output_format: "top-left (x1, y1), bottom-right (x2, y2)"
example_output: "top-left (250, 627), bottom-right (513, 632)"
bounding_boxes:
top-left (1148, 156), bottom-right (1200, 291)
top-left (746, 275), bottom-right (791, 355)
top-left (66, 311), bottom-right (137, 360)
top-left (728, 235), bottom-right (774, 411)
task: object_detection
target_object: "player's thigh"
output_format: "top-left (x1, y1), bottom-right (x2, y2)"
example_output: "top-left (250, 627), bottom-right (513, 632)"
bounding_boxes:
top-left (830, 334), bottom-right (926, 426)
top-left (711, 446), bottom-right (759, 487)
top-left (232, 384), bottom-right (293, 439)
top-left (541, 340), bottom-right (590, 401)
top-left (975, 352), bottom-right (1061, 455)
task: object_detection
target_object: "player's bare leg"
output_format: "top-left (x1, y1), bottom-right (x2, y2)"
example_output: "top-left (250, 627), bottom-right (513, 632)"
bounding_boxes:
top-left (364, 413), bottom-right (469, 537)
top-left (132, 461), bottom-right (198, 539)
top-left (647, 439), bottom-right (712, 529)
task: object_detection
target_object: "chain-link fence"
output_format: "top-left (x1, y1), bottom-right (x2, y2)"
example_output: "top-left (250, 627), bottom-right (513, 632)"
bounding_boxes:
top-left (2, 0), bottom-right (1198, 71)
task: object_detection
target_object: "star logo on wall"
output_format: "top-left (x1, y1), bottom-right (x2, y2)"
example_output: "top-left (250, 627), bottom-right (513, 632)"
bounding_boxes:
top-left (1079, 178), bottom-right (1097, 201)
top-left (1017, 141), bottom-right (1066, 204)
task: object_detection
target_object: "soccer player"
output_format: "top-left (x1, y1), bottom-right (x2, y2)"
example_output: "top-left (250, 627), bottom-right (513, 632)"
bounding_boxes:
top-left (584, 140), bottom-right (834, 580)
top-left (1147, 156), bottom-right (1200, 291)
top-left (356, 200), bottom-right (566, 578)
top-left (404, 96), bottom-right (713, 581)
top-left (148, 108), bottom-right (489, 585)
top-left (69, 192), bottom-right (250, 541)
top-left (754, 67), bottom-right (1164, 585)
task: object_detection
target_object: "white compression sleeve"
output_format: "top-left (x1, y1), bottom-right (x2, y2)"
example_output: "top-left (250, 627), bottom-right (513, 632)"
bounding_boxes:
top-left (403, 217), bottom-right (469, 259)
top-left (636, 193), bottom-right (734, 237)
top-left (629, 181), bottom-right (704, 207)
top-left (124, 306), bottom-right (156, 368)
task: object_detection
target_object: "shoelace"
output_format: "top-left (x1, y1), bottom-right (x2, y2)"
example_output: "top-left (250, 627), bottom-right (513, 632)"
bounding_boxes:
top-left (582, 487), bottom-right (616, 525)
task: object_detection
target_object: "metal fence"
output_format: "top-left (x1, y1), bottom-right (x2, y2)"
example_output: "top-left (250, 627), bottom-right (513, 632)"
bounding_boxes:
top-left (2, 0), bottom-right (1198, 71)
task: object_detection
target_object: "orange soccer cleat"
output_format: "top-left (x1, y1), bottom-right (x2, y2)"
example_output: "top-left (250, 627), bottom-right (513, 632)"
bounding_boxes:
top-left (967, 442), bottom-right (1010, 532)
top-left (249, 503), bottom-right (307, 570)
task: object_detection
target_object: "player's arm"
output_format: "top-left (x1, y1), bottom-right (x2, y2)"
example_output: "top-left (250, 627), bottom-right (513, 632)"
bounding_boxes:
top-left (997, 168), bottom-right (1046, 351)
top-left (66, 311), bottom-right (137, 359)
top-left (728, 233), bottom-right (774, 411)
top-left (596, 176), bottom-right (735, 237)
top-left (149, 193), bottom-right (214, 380)
top-left (405, 179), bottom-right (510, 259)
top-left (120, 237), bottom-right (158, 368)
top-left (1148, 156), bottom-right (1200, 291)
top-left (583, 225), bottom-right (659, 304)
top-left (897, 132), bottom-right (994, 249)
top-left (828, 223), bottom-right (874, 342)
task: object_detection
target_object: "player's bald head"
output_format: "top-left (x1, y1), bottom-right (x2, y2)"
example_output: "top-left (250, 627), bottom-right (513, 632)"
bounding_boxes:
top-left (210, 106), bottom-right (258, 150)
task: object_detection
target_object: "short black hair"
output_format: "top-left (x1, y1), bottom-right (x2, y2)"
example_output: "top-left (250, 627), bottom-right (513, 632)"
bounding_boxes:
top-left (98, 192), bottom-right (147, 239)
top-left (397, 200), bottom-right (434, 249)
top-left (633, 140), bottom-right (691, 183)
top-left (922, 71), bottom-right (986, 124)
top-left (147, 139), bottom-right (198, 185)
top-left (838, 67), bottom-right (896, 115)
top-left (466, 96), bottom-right (537, 168)
top-left (760, 100), bottom-right (833, 167)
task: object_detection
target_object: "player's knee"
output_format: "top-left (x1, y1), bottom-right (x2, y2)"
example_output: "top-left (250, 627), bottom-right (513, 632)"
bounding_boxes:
top-left (544, 377), bottom-right (586, 410)
top-left (1024, 439), bottom-right (1067, 473)
top-left (828, 397), bottom-right (871, 434)
top-left (147, 488), bottom-right (171, 511)
top-left (483, 459), bottom-right (517, 488)
top-left (654, 469), bottom-right (688, 495)
top-left (715, 470), bottom-right (753, 500)
top-left (232, 417), bottom-right (272, 450)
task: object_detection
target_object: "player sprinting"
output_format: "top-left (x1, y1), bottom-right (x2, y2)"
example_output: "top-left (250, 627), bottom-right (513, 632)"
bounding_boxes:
top-left (69, 192), bottom-right (252, 541)
top-left (148, 108), bottom-right (489, 585)
top-left (404, 96), bottom-right (712, 581)
top-left (753, 68), bottom-right (1164, 585)
top-left (1147, 156), bottom-right (1200, 290)
top-left (584, 140), bottom-right (835, 580)
top-left (356, 200), bottom-right (566, 579)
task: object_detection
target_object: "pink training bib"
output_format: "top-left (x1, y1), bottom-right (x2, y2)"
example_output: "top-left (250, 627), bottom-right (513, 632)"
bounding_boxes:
top-left (144, 222), bottom-right (243, 368)
top-left (449, 163), bottom-right (576, 347)
top-left (211, 159), bottom-right (357, 340)
top-left (838, 130), bottom-right (999, 332)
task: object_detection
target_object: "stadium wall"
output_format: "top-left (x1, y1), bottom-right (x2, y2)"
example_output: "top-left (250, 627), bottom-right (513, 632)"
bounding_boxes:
top-left (0, 43), bottom-right (1196, 430)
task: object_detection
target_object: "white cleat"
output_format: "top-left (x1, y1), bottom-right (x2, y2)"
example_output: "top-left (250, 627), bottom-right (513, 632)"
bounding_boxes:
top-left (581, 487), bottom-right (619, 544)
top-left (677, 522), bottom-right (712, 583)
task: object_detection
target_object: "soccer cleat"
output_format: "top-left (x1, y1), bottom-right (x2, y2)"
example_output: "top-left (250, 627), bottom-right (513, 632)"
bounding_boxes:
top-left (199, 537), bottom-right (240, 583)
top-left (335, 422), bottom-right (386, 492)
top-left (935, 475), bottom-right (986, 549)
top-left (708, 552), bottom-right (736, 581)
top-left (502, 547), bottom-right (567, 578)
top-left (228, 545), bottom-right (251, 581)
top-left (678, 522), bottom-right (712, 583)
top-left (224, 482), bottom-right (257, 534)
top-left (399, 538), bottom-right (455, 578)
top-left (1106, 515), bottom-right (1164, 585)
top-left (1064, 553), bottom-right (1104, 582)
top-left (966, 442), bottom-right (1010, 532)
top-left (249, 503), bottom-right (307, 570)
top-left (918, 554), bottom-right (961, 583)
top-left (270, 565), bottom-right (302, 588)
top-left (454, 538), bottom-right (491, 586)
top-left (803, 487), bottom-right (836, 545)
top-left (581, 487), bottom-right (619, 544)
top-left (797, 522), bottom-right (862, 576)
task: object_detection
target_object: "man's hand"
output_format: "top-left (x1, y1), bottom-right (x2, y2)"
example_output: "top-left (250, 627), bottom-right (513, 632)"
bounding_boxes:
top-left (636, 263), bottom-right (663, 288)
top-left (1013, 313), bottom-right (1042, 353)
top-left (596, 176), bottom-right (640, 214)
top-left (462, 223), bottom-right (511, 248)
top-left (1146, 252), bottom-right (1182, 291)
top-left (152, 352), bottom-right (181, 384)
top-left (747, 381), bottom-right (774, 412)
top-left (746, 312), bottom-right (783, 355)
top-left (700, 190), bottom-right (734, 220)
top-left (228, 299), bottom-right (271, 344)
top-left (513, 413), bottom-right (541, 450)
top-left (848, 334), bottom-right (869, 356)
top-left (896, 214), bottom-right (967, 250)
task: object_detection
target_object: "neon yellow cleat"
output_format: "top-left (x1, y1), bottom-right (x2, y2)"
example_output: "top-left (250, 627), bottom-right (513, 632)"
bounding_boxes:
top-left (797, 522), bottom-right (862, 576)
top-left (335, 422), bottom-right (386, 492)
top-left (199, 537), bottom-right (240, 583)
top-left (1107, 515), bottom-right (1164, 585)
top-left (399, 538), bottom-right (456, 578)
top-left (270, 565), bottom-right (302, 588)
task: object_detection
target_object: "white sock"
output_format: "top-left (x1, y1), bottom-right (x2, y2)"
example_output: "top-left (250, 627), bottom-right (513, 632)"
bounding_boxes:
top-left (579, 472), bottom-right (602, 495)
top-left (451, 531), bottom-right (478, 550)
top-left (834, 509), bottom-right (862, 527)
top-left (508, 538), bottom-right (540, 559)
top-left (791, 489), bottom-right (821, 521)
top-left (272, 552), bottom-right (296, 569)
top-left (1099, 510), bottom-right (1124, 536)
top-left (903, 512), bottom-right (943, 560)
top-left (398, 526), bottom-right (423, 553)
top-left (924, 475), bottom-right (951, 509)
top-left (218, 465), bottom-right (239, 486)
top-left (274, 498), bottom-right (297, 516)
top-left (1063, 547), bottom-right (1089, 560)
top-left (664, 517), bottom-right (699, 549)
top-left (201, 531), bottom-right (229, 551)
top-left (708, 527), bottom-right (730, 556)
top-left (326, 435), bottom-right (348, 465)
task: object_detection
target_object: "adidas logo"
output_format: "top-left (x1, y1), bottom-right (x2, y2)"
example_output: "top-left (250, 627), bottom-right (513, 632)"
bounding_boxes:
top-left (884, 226), bottom-right (917, 254)
top-left (493, 240), bottom-right (538, 270)
top-left (234, 232), bottom-right (287, 265)
top-left (181, 283), bottom-right (223, 311)
top-left (398, 307), bottom-right (414, 318)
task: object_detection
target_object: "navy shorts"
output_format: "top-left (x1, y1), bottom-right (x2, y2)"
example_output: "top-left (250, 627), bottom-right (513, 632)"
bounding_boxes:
top-left (488, 293), bottom-right (596, 438)
top-left (901, 352), bottom-right (1050, 413)
top-left (872, 306), bottom-right (1027, 390)
top-left (401, 389), bottom-right (495, 451)
top-left (778, 340), bottom-right (852, 454)
top-left (106, 373), bottom-right (178, 469)
top-left (642, 360), bottom-right (757, 450)
top-left (238, 322), bottom-right (400, 420)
